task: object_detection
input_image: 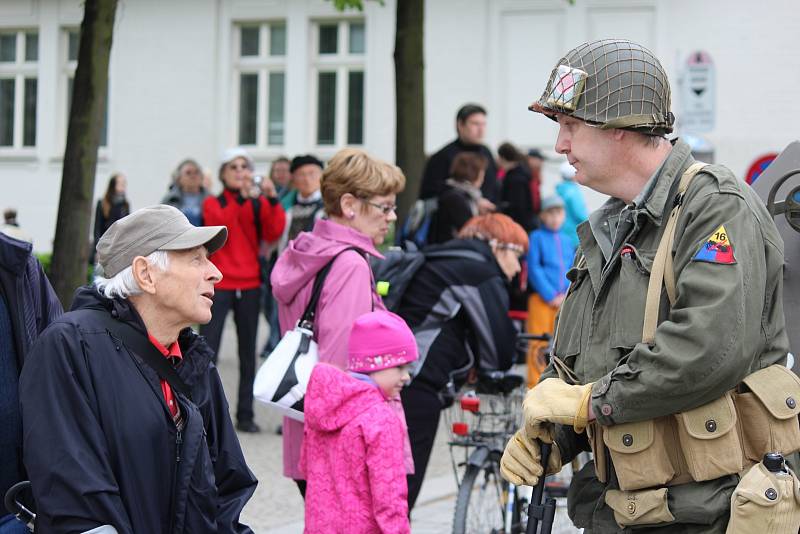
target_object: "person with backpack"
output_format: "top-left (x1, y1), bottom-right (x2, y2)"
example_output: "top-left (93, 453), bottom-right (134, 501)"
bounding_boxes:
top-left (201, 147), bottom-right (285, 433)
top-left (387, 213), bottom-right (526, 510)
top-left (271, 148), bottom-right (406, 498)
top-left (301, 310), bottom-right (417, 533)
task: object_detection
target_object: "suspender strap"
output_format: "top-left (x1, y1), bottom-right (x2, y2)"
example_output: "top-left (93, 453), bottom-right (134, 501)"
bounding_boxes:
top-left (642, 162), bottom-right (707, 344)
top-left (90, 310), bottom-right (192, 399)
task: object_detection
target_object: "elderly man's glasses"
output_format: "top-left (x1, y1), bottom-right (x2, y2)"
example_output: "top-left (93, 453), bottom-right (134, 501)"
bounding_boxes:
top-left (360, 198), bottom-right (397, 215)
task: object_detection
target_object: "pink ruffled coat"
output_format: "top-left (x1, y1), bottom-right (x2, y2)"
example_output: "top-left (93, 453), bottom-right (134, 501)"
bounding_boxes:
top-left (300, 364), bottom-right (411, 534)
top-left (271, 219), bottom-right (387, 479)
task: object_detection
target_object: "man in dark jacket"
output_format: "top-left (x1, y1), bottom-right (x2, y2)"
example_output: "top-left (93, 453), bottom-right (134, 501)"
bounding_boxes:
top-left (0, 233), bottom-right (62, 533)
top-left (19, 205), bottom-right (257, 534)
top-left (419, 103), bottom-right (500, 203)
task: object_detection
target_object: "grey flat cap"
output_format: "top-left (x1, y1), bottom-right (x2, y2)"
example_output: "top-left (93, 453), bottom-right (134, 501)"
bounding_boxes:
top-left (96, 204), bottom-right (227, 277)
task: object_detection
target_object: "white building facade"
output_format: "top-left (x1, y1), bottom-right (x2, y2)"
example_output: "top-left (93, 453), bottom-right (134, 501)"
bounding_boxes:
top-left (1, 0), bottom-right (799, 250)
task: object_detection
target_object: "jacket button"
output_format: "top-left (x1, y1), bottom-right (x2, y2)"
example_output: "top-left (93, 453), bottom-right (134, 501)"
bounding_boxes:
top-left (601, 404), bottom-right (613, 416)
top-left (765, 488), bottom-right (778, 501)
top-left (111, 309), bottom-right (118, 318)
top-left (622, 434), bottom-right (634, 447)
top-left (705, 419), bottom-right (717, 433)
top-left (787, 397), bottom-right (797, 409)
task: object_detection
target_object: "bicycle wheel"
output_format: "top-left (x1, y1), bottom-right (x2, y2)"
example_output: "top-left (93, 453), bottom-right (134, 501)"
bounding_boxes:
top-left (452, 463), bottom-right (509, 534)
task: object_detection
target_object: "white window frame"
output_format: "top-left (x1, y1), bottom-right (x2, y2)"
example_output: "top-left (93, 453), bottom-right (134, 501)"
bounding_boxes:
top-left (0, 29), bottom-right (38, 155)
top-left (232, 21), bottom-right (287, 149)
top-left (61, 27), bottom-right (108, 151)
top-left (310, 19), bottom-right (365, 149)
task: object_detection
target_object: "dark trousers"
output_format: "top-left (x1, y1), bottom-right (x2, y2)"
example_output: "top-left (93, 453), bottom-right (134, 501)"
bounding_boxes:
top-left (401, 386), bottom-right (442, 510)
top-left (200, 287), bottom-right (260, 423)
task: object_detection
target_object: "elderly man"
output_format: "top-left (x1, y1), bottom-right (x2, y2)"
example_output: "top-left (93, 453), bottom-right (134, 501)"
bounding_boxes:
top-left (501, 39), bottom-right (792, 532)
top-left (19, 205), bottom-right (257, 533)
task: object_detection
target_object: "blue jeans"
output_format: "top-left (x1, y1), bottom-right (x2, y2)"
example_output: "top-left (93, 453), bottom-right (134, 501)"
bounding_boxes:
top-left (0, 514), bottom-right (28, 534)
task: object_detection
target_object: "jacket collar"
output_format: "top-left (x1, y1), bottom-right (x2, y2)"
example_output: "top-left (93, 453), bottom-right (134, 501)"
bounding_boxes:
top-left (312, 219), bottom-right (384, 259)
top-left (640, 139), bottom-right (694, 225)
top-left (0, 232), bottom-right (33, 276)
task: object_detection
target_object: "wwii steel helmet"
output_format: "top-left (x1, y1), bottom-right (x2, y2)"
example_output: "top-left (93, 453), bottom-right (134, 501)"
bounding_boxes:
top-left (530, 39), bottom-right (675, 135)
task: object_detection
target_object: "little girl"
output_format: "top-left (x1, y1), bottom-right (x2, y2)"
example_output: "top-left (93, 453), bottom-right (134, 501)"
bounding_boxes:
top-left (301, 310), bottom-right (418, 533)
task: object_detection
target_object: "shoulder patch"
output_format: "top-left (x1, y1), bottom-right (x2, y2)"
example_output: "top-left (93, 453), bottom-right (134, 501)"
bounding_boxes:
top-left (693, 224), bottom-right (736, 264)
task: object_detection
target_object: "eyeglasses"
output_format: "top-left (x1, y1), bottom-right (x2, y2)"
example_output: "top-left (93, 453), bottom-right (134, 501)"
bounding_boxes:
top-left (493, 241), bottom-right (525, 258)
top-left (360, 198), bottom-right (397, 215)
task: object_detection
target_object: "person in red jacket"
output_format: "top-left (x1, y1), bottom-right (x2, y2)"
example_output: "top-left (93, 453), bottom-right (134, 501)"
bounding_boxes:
top-left (202, 147), bottom-right (286, 433)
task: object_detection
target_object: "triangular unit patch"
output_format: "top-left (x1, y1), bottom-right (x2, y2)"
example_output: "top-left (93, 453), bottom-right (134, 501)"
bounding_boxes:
top-left (693, 224), bottom-right (736, 264)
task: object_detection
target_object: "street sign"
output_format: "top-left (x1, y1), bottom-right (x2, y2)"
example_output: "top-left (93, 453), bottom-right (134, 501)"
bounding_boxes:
top-left (746, 153), bottom-right (778, 184)
top-left (681, 51), bottom-right (715, 133)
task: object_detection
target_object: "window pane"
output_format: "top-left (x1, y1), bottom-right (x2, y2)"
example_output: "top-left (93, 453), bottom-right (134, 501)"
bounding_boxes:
top-left (268, 72), bottom-right (285, 145)
top-left (318, 24), bottom-right (338, 54)
top-left (68, 31), bottom-right (80, 61)
top-left (25, 32), bottom-right (38, 61)
top-left (349, 23), bottom-right (365, 54)
top-left (238, 73), bottom-right (258, 145)
top-left (270, 24), bottom-right (286, 56)
top-left (0, 34), bottom-right (16, 62)
top-left (347, 71), bottom-right (364, 145)
top-left (240, 27), bottom-right (259, 57)
top-left (0, 79), bottom-right (14, 146)
top-left (23, 77), bottom-right (36, 146)
top-left (316, 72), bottom-right (336, 145)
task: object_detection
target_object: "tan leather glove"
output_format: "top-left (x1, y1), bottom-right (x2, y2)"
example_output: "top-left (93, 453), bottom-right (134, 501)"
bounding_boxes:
top-left (523, 378), bottom-right (594, 442)
top-left (500, 429), bottom-right (562, 486)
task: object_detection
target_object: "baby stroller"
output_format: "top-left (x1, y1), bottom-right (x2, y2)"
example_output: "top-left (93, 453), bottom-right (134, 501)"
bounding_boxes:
top-left (4, 481), bottom-right (35, 532)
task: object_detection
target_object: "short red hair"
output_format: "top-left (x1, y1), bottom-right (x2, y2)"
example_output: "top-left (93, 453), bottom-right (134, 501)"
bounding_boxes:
top-left (457, 213), bottom-right (529, 254)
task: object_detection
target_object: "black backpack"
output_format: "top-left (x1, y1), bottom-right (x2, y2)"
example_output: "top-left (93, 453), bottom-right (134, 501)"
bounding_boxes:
top-left (370, 243), bottom-right (487, 311)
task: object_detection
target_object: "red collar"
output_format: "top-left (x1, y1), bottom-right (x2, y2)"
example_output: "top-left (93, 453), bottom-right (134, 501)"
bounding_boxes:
top-left (147, 333), bottom-right (183, 360)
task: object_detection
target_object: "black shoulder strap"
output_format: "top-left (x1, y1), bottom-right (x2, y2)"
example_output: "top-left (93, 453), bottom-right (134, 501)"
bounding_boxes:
top-left (298, 247), bottom-right (364, 330)
top-left (251, 197), bottom-right (262, 243)
top-left (90, 310), bottom-right (191, 399)
top-left (424, 249), bottom-right (487, 263)
top-left (216, 193), bottom-right (227, 208)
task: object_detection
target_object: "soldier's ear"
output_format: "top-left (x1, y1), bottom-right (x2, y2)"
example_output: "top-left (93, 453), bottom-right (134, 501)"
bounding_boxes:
top-left (131, 256), bottom-right (157, 295)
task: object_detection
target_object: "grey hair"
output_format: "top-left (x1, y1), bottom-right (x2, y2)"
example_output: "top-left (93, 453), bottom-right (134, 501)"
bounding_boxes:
top-left (93, 250), bottom-right (170, 299)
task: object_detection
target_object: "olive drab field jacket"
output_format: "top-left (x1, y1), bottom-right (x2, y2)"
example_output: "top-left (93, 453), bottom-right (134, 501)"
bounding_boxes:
top-left (542, 140), bottom-right (789, 533)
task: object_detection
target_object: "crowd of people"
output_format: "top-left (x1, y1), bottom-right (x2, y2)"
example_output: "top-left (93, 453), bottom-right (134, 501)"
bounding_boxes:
top-left (1, 35), bottom-right (794, 534)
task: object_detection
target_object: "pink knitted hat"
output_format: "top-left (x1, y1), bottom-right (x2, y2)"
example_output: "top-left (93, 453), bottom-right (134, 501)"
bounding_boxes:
top-left (348, 311), bottom-right (419, 373)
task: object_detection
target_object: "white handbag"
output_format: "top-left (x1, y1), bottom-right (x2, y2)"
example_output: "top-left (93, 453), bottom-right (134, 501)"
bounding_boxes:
top-left (253, 253), bottom-right (342, 422)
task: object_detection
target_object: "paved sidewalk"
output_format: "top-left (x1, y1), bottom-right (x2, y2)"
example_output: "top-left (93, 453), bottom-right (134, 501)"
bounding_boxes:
top-left (215, 316), bottom-right (581, 532)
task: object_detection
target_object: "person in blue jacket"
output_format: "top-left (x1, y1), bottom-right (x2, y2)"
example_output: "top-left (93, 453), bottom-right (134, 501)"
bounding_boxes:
top-left (0, 232), bottom-right (62, 533)
top-left (525, 195), bottom-right (575, 386)
top-left (555, 161), bottom-right (589, 249)
top-left (19, 205), bottom-right (257, 534)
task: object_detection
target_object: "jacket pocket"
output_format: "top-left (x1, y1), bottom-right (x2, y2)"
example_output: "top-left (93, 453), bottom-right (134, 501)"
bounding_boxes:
top-left (611, 245), bottom-right (655, 350)
top-left (735, 364), bottom-right (800, 463)
top-left (603, 418), bottom-right (675, 491)
top-left (604, 487), bottom-right (675, 528)
top-left (726, 462), bottom-right (800, 534)
top-left (554, 265), bottom-right (590, 359)
top-left (674, 392), bottom-right (743, 482)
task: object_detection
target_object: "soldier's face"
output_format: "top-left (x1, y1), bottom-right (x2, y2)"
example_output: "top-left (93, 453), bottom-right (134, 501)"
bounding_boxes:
top-left (554, 113), bottom-right (617, 194)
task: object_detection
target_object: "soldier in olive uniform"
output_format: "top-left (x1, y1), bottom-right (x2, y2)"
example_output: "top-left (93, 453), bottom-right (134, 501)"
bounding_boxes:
top-left (501, 39), bottom-right (791, 532)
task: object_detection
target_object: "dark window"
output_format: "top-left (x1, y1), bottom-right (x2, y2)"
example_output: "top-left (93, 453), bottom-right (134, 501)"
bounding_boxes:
top-left (316, 72), bottom-right (336, 145)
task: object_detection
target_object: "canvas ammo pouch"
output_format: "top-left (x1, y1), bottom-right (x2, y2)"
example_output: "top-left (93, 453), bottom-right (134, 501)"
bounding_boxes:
top-left (726, 461), bottom-right (800, 534)
top-left (605, 487), bottom-right (675, 528)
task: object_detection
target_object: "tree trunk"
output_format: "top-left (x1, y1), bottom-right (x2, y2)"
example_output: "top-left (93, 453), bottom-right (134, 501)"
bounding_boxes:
top-left (393, 0), bottom-right (425, 224)
top-left (50, 0), bottom-right (117, 308)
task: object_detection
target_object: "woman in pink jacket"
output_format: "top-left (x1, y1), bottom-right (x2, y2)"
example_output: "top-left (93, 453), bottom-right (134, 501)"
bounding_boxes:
top-left (301, 311), bottom-right (417, 533)
top-left (271, 148), bottom-right (406, 496)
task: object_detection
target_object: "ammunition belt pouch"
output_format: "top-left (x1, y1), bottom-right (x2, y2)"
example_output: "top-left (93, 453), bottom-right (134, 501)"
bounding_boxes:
top-left (588, 364), bottom-right (800, 492)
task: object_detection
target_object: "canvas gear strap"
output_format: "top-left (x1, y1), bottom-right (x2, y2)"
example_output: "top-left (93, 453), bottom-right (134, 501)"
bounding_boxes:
top-left (642, 162), bottom-right (707, 344)
top-left (90, 310), bottom-right (191, 399)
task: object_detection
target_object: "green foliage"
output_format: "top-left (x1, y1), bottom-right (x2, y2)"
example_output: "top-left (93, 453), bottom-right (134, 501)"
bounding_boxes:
top-left (329, 0), bottom-right (385, 12)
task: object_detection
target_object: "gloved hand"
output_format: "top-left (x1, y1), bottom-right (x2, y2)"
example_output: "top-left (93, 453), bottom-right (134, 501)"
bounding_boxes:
top-left (523, 378), bottom-right (594, 442)
top-left (500, 429), bottom-right (562, 486)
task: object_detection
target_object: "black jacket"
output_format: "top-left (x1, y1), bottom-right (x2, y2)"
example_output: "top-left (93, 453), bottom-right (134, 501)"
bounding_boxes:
top-left (19, 286), bottom-right (257, 533)
top-left (419, 139), bottom-right (498, 202)
top-left (428, 184), bottom-right (477, 245)
top-left (395, 239), bottom-right (516, 398)
top-left (500, 165), bottom-right (537, 233)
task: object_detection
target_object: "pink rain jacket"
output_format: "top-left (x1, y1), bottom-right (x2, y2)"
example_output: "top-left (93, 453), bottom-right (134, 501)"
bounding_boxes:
top-left (271, 219), bottom-right (386, 479)
top-left (300, 364), bottom-right (410, 534)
